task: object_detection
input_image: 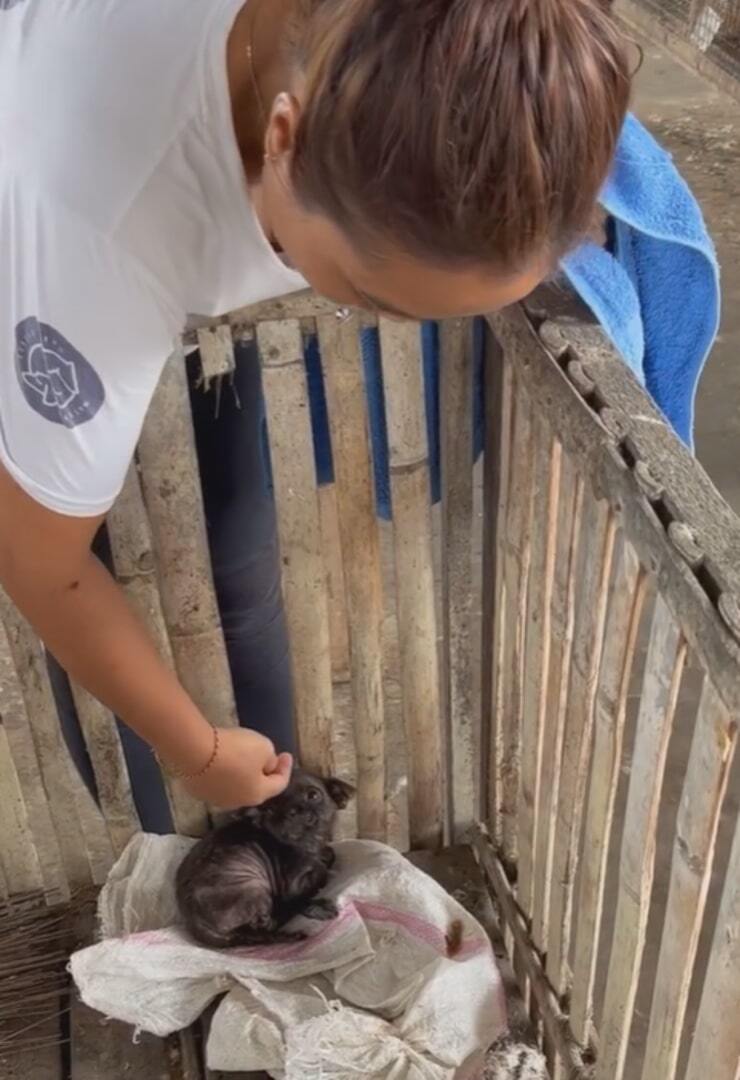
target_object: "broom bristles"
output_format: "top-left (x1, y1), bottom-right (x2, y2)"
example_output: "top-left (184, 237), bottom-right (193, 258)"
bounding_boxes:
top-left (0, 887), bottom-right (97, 1053)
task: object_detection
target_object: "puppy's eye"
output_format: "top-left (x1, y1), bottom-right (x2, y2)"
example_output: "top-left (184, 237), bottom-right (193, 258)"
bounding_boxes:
top-left (306, 788), bottom-right (322, 802)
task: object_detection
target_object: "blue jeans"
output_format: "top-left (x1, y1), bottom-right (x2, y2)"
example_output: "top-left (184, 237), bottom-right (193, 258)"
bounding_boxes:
top-left (51, 340), bottom-right (295, 832)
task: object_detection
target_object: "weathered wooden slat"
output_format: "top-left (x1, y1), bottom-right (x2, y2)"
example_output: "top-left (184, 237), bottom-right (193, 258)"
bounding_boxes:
top-left (68, 894), bottom-right (166, 1078)
top-left (596, 597), bottom-right (687, 1080)
top-left (138, 348), bottom-right (238, 733)
top-left (473, 827), bottom-right (591, 1080)
top-left (69, 686), bottom-right (140, 859)
top-left (641, 681), bottom-right (738, 1080)
top-left (517, 421), bottom-right (559, 918)
top-left (319, 313), bottom-right (385, 841)
top-left (491, 307), bottom-right (740, 717)
top-left (184, 293), bottom-right (378, 344)
top-left (481, 332), bottom-right (513, 848)
top-left (0, 724), bottom-right (43, 898)
top-left (439, 318), bottom-right (476, 839)
top-left (499, 385), bottom-right (536, 866)
top-left (378, 524), bottom-right (410, 854)
top-left (684, 807), bottom-right (740, 1080)
top-left (0, 1019), bottom-right (63, 1080)
top-left (317, 485), bottom-right (351, 682)
top-left (0, 592), bottom-right (113, 887)
top-left (201, 1007), bottom-right (266, 1079)
top-left (536, 317), bottom-right (740, 614)
top-left (206, 1069), bottom-right (267, 1079)
top-left (530, 453), bottom-right (583, 952)
top-left (546, 494), bottom-right (617, 993)
top-left (379, 317), bottom-right (442, 849)
top-left (170, 1028), bottom-right (205, 1079)
top-left (570, 538), bottom-right (646, 1044)
top-left (70, 999), bottom-right (170, 1080)
top-left (0, 617), bottom-right (67, 902)
top-left (107, 465), bottom-right (208, 836)
top-left (198, 290), bottom-right (340, 333)
top-left (258, 319), bottom-right (334, 775)
top-left (197, 325), bottom-right (236, 383)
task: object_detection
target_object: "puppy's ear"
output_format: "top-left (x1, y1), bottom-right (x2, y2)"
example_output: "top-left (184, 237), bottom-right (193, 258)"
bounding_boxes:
top-left (325, 778), bottom-right (355, 809)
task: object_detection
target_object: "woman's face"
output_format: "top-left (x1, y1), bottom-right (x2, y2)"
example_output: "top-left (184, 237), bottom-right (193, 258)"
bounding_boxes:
top-left (271, 192), bottom-right (545, 320)
top-left (258, 108), bottom-right (546, 321)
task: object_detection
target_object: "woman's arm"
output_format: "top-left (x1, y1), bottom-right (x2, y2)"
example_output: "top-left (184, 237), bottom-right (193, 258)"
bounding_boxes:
top-left (0, 463), bottom-right (291, 809)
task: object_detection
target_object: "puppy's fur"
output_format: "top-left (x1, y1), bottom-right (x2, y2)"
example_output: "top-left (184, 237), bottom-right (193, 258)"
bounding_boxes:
top-left (175, 770), bottom-right (354, 949)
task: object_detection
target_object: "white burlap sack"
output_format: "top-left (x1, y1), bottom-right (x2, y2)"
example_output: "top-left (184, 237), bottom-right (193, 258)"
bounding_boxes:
top-left (70, 836), bottom-right (506, 1078)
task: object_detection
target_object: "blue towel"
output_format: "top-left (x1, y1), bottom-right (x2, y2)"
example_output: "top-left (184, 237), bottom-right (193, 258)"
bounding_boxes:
top-left (562, 112), bottom-right (720, 447)
top-left (263, 113), bottom-right (719, 518)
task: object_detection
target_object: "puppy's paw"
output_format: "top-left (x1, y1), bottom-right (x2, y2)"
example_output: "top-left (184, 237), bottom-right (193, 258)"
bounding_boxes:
top-left (274, 929), bottom-right (309, 944)
top-left (303, 897), bottom-right (339, 921)
top-left (321, 847), bottom-right (337, 870)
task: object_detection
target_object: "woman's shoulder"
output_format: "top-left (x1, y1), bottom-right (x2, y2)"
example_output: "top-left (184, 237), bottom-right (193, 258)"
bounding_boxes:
top-left (1, 0), bottom-right (239, 238)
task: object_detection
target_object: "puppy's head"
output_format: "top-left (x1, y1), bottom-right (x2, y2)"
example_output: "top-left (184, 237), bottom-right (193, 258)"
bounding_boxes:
top-left (241, 770), bottom-right (355, 851)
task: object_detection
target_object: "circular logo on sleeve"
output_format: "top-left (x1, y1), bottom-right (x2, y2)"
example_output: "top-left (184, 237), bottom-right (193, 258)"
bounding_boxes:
top-left (15, 317), bottom-right (105, 428)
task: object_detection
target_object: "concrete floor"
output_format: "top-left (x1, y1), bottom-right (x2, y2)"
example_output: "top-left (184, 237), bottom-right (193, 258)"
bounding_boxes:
top-left (631, 32), bottom-right (740, 511)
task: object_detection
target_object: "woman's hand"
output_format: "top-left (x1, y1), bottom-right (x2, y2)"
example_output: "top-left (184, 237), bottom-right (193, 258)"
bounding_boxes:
top-left (182, 726), bottom-right (293, 809)
top-left (0, 466), bottom-right (294, 816)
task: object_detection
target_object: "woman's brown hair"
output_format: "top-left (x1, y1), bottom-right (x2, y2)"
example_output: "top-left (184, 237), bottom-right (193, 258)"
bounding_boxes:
top-left (288, 0), bottom-right (631, 272)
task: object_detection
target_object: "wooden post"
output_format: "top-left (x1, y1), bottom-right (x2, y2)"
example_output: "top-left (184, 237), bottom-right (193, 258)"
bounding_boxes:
top-left (197, 325), bottom-right (236, 384)
top-left (596, 597), bottom-right (687, 1080)
top-left (440, 318), bottom-right (476, 839)
top-left (0, 721), bottom-right (44, 899)
top-left (70, 983), bottom-right (171, 1080)
top-left (641, 680), bottom-right (738, 1080)
top-left (258, 319), bottom-right (334, 775)
top-left (499, 383), bottom-right (536, 867)
top-left (517, 420), bottom-right (559, 919)
top-left (570, 537), bottom-right (646, 1044)
top-left (68, 685), bottom-right (140, 858)
top-left (684, 805), bottom-right (740, 1080)
top-left (481, 330), bottom-right (513, 847)
top-left (546, 494), bottom-right (617, 993)
top-left (138, 348), bottom-right (238, 732)
top-left (0, 615), bottom-right (67, 902)
top-left (319, 312), bottom-right (386, 841)
top-left (474, 827), bottom-right (592, 1080)
top-left (0, 1023), bottom-right (64, 1080)
top-left (317, 485), bottom-right (351, 682)
top-left (379, 318), bottom-right (443, 849)
top-left (530, 454), bottom-right (583, 952)
top-left (108, 465), bottom-right (209, 836)
top-left (0, 592), bottom-right (113, 887)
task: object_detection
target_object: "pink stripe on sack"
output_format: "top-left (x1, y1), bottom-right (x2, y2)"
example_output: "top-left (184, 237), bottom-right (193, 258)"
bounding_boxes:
top-left (122, 902), bottom-right (488, 963)
top-left (125, 929), bottom-right (174, 946)
top-left (350, 900), bottom-right (489, 961)
top-left (123, 903), bottom-right (358, 959)
top-left (227, 903), bottom-right (359, 960)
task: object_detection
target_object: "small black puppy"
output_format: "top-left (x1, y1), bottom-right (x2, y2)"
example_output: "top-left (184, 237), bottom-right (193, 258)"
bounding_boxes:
top-left (175, 769), bottom-right (354, 949)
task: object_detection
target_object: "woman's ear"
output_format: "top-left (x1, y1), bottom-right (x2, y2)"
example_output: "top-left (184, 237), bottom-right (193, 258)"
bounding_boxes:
top-left (325, 778), bottom-right (356, 809)
top-left (264, 91), bottom-right (301, 163)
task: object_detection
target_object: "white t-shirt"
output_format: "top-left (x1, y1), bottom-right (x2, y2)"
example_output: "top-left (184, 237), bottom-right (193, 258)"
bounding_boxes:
top-left (0, 0), bottom-right (306, 516)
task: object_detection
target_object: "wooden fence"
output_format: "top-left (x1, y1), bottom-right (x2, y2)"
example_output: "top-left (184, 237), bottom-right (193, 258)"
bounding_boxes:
top-left (615, 0), bottom-right (740, 103)
top-left (0, 290), bottom-right (739, 1079)
top-left (478, 301), bottom-right (740, 1080)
